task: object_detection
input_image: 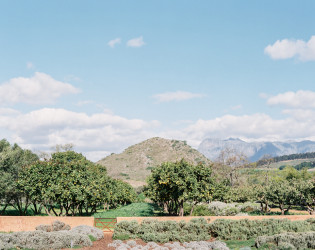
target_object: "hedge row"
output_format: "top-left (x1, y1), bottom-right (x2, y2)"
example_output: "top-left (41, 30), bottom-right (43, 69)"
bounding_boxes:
top-left (113, 218), bottom-right (315, 242)
top-left (255, 231), bottom-right (315, 249)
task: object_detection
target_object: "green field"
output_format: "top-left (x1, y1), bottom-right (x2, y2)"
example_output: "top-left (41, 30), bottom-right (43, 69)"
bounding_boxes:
top-left (93, 202), bottom-right (164, 218)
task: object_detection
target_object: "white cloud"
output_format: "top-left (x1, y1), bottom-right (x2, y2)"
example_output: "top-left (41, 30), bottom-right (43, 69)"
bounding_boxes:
top-left (153, 91), bottom-right (205, 103)
top-left (0, 72), bottom-right (80, 105)
top-left (1, 105), bottom-right (315, 161)
top-left (0, 108), bottom-right (160, 161)
top-left (26, 62), bottom-right (35, 69)
top-left (0, 108), bottom-right (20, 116)
top-left (127, 36), bottom-right (145, 48)
top-left (108, 38), bottom-right (121, 48)
top-left (163, 112), bottom-right (315, 148)
top-left (265, 36), bottom-right (315, 61)
top-left (267, 90), bottom-right (315, 108)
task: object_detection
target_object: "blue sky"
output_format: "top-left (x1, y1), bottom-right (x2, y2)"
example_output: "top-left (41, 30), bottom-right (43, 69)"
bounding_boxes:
top-left (1, 1), bottom-right (315, 160)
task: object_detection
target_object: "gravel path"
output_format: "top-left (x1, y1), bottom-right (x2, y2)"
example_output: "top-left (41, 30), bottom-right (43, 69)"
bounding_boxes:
top-left (65, 233), bottom-right (229, 250)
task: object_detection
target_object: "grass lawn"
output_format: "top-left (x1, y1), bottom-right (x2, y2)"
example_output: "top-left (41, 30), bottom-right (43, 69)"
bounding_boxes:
top-left (93, 202), bottom-right (164, 218)
top-left (224, 239), bottom-right (255, 249)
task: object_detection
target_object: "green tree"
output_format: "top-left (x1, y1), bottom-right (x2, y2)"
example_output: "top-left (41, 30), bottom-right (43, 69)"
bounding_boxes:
top-left (0, 139), bottom-right (38, 215)
top-left (145, 160), bottom-right (214, 216)
top-left (265, 180), bottom-right (299, 215)
top-left (18, 151), bottom-right (109, 216)
top-left (295, 179), bottom-right (315, 215)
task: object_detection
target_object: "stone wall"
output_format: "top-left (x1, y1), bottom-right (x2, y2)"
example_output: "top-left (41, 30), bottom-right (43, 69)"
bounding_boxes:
top-left (0, 216), bottom-right (94, 232)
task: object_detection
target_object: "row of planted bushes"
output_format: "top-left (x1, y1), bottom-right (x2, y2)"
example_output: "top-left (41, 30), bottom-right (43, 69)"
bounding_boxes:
top-left (255, 231), bottom-right (315, 249)
top-left (113, 218), bottom-right (315, 242)
top-left (184, 201), bottom-right (261, 216)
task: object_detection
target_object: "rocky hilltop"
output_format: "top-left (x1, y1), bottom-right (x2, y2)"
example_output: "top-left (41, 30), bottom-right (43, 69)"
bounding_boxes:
top-left (97, 137), bottom-right (211, 187)
top-left (198, 138), bottom-right (315, 162)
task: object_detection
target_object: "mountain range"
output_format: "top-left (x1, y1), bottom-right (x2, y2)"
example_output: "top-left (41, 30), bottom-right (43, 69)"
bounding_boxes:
top-left (198, 138), bottom-right (315, 162)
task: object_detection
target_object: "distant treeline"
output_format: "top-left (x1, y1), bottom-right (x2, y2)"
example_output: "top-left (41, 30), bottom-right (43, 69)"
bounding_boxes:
top-left (257, 152), bottom-right (315, 166)
top-left (279, 161), bottom-right (315, 171)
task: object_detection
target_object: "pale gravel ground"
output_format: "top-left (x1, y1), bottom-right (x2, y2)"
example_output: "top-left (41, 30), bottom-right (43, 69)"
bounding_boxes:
top-left (108, 240), bottom-right (230, 250)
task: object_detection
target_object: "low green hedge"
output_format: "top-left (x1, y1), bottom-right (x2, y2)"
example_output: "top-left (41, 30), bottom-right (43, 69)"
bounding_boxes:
top-left (210, 218), bottom-right (315, 240)
top-left (113, 218), bottom-right (315, 242)
top-left (255, 231), bottom-right (315, 249)
top-left (113, 218), bottom-right (211, 243)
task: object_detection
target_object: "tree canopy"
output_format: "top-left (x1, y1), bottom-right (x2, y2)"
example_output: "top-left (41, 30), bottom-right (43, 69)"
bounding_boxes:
top-left (144, 159), bottom-right (214, 216)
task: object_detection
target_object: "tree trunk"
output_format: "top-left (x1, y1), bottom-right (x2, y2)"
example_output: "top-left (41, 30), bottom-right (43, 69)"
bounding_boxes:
top-left (190, 202), bottom-right (197, 216)
top-left (280, 204), bottom-right (284, 215)
top-left (178, 201), bottom-right (184, 217)
top-left (1, 204), bottom-right (8, 215)
top-left (163, 202), bottom-right (169, 214)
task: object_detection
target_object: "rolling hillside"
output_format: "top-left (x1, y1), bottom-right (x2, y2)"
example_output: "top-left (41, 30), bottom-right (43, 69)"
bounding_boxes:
top-left (97, 137), bottom-right (211, 187)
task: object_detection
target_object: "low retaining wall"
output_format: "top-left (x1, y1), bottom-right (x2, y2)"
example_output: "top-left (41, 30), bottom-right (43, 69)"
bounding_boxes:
top-left (0, 216), bottom-right (94, 232)
top-left (117, 215), bottom-right (315, 224)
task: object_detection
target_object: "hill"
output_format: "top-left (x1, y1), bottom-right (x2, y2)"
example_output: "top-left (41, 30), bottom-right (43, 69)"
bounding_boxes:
top-left (198, 138), bottom-right (315, 162)
top-left (97, 137), bottom-right (211, 187)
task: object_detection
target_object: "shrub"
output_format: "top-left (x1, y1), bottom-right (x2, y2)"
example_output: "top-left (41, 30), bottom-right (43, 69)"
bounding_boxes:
top-left (113, 218), bottom-right (212, 243)
top-left (255, 232), bottom-right (315, 249)
top-left (207, 201), bottom-right (260, 216)
top-left (35, 220), bottom-right (71, 232)
top-left (114, 218), bottom-right (315, 243)
top-left (70, 225), bottom-right (104, 240)
top-left (184, 203), bottom-right (213, 216)
top-left (113, 233), bottom-right (131, 241)
top-left (108, 239), bottom-right (229, 250)
top-left (208, 201), bottom-right (240, 216)
top-left (0, 239), bottom-right (14, 250)
top-left (210, 219), bottom-right (315, 240)
top-left (0, 231), bottom-right (92, 249)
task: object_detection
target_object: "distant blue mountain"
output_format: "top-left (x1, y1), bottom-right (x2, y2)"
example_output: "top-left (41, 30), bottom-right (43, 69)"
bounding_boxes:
top-left (198, 138), bottom-right (315, 162)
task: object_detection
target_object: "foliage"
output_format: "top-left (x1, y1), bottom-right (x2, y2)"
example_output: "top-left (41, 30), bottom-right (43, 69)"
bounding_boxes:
top-left (109, 239), bottom-right (229, 249)
top-left (257, 151), bottom-right (315, 166)
top-left (113, 218), bottom-right (213, 243)
top-left (279, 161), bottom-right (315, 171)
top-left (0, 230), bottom-right (93, 249)
top-left (209, 218), bottom-right (315, 240)
top-left (264, 180), bottom-right (299, 215)
top-left (224, 185), bottom-right (257, 203)
top-left (255, 232), bottom-right (315, 249)
top-left (114, 218), bottom-right (315, 243)
top-left (206, 201), bottom-right (260, 216)
top-left (0, 139), bottom-right (39, 215)
top-left (18, 151), bottom-right (136, 216)
top-left (294, 180), bottom-right (315, 215)
top-left (184, 203), bottom-right (213, 216)
top-left (144, 159), bottom-right (214, 216)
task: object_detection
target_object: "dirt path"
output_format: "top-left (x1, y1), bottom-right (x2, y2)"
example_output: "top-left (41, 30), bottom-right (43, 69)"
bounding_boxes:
top-left (63, 233), bottom-right (148, 250)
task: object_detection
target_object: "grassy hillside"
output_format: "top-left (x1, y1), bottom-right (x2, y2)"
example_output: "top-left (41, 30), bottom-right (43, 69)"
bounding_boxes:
top-left (97, 137), bottom-right (211, 186)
